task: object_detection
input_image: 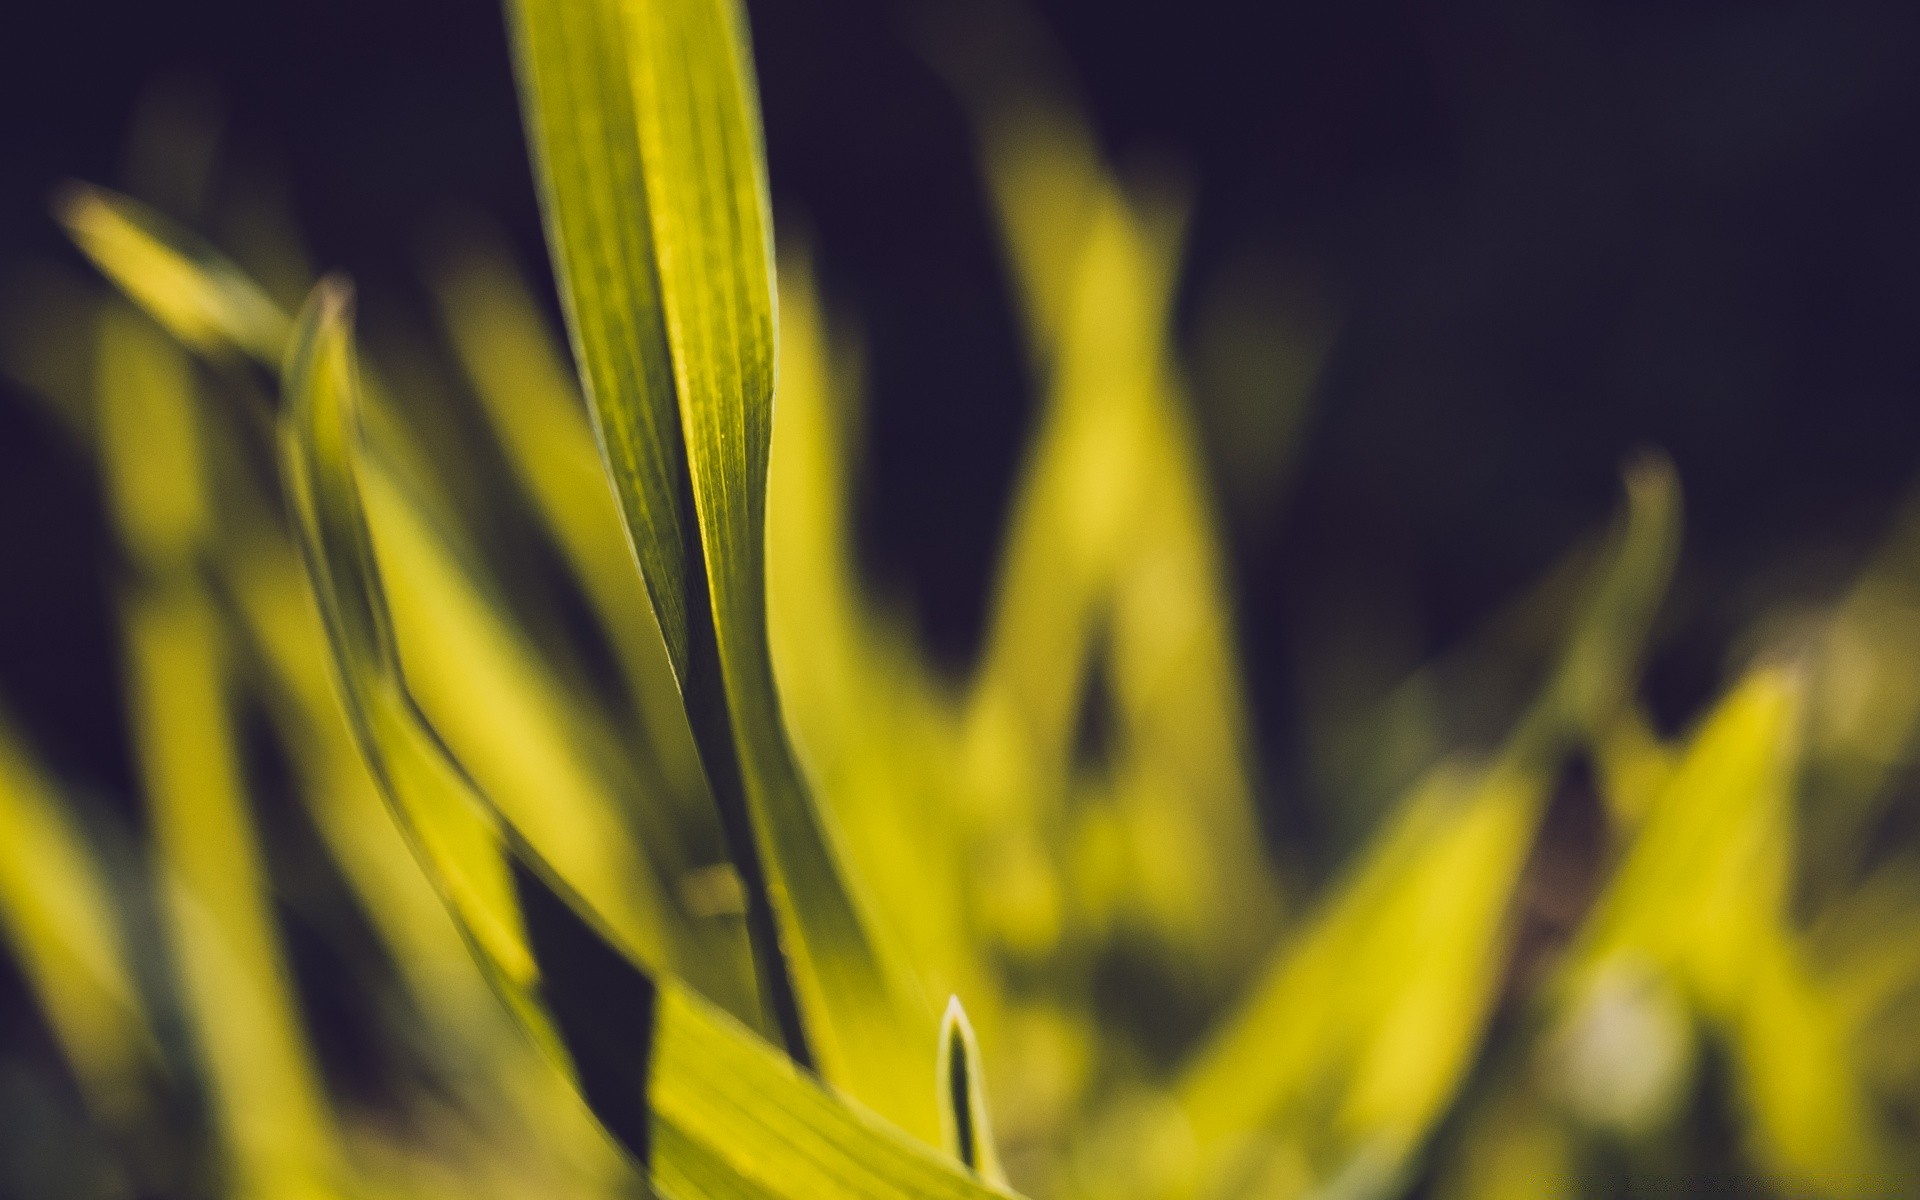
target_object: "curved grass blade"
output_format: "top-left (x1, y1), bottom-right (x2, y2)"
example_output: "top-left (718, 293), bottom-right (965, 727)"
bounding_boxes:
top-left (508, 0), bottom-right (933, 1134)
top-left (281, 280), bottom-right (1018, 1198)
top-left (222, 539), bottom-right (644, 1197)
top-left (357, 451), bottom-right (752, 1014)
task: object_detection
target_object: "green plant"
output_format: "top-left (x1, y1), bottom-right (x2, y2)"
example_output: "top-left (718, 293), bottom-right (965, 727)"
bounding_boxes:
top-left (4, 1), bottom-right (1919, 1197)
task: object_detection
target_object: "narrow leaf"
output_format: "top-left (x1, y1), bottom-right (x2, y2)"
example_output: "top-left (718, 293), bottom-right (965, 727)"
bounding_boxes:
top-left (58, 183), bottom-right (288, 361)
top-left (508, 0), bottom-right (933, 1132)
top-left (938, 996), bottom-right (1008, 1185)
top-left (0, 708), bottom-right (152, 1122)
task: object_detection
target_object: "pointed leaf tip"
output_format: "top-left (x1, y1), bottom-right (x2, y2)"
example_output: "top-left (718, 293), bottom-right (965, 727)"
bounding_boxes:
top-left (938, 996), bottom-right (1006, 1185)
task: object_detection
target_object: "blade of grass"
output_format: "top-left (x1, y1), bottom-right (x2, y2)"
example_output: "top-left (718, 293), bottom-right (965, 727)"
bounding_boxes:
top-left (0, 707), bottom-right (152, 1125)
top-left (128, 583), bottom-right (346, 1199)
top-left (939, 997), bottom-right (1008, 1186)
top-left (58, 183), bottom-right (287, 362)
top-left (765, 244), bottom-right (985, 1017)
top-left (220, 537), bottom-right (650, 1200)
top-left (508, 0), bottom-right (933, 1133)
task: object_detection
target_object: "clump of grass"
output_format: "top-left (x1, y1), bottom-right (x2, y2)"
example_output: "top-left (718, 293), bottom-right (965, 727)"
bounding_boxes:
top-left (2, 1), bottom-right (1918, 1197)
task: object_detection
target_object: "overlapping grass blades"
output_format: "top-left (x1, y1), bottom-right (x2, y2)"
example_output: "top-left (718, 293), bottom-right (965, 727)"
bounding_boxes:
top-left (281, 281), bottom-right (1012, 1198)
top-left (1153, 456), bottom-right (1677, 1199)
top-left (508, 0), bottom-right (933, 1132)
top-left (7, 0), bottom-right (1920, 1196)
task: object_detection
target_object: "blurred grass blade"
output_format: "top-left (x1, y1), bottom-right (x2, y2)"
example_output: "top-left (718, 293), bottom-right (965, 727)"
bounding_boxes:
top-left (1561, 666), bottom-right (1891, 1192)
top-left (128, 584), bottom-right (345, 1199)
top-left (96, 301), bottom-right (208, 561)
top-left (281, 279), bottom-right (1019, 1197)
top-left (962, 168), bottom-right (1280, 983)
top-left (98, 289), bottom-right (345, 1194)
top-left (1520, 454), bottom-right (1683, 756)
top-left (766, 247), bottom-right (982, 999)
top-left (1164, 462), bottom-right (1678, 1198)
top-left (58, 182), bottom-right (288, 360)
top-left (509, 0), bottom-right (933, 1133)
top-left (938, 996), bottom-right (1007, 1186)
top-left (0, 708), bottom-right (152, 1124)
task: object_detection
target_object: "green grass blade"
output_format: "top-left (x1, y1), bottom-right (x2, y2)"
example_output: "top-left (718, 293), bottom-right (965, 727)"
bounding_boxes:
top-left (508, 0), bottom-right (934, 1134)
top-left (281, 280), bottom-right (536, 994)
top-left (97, 289), bottom-right (345, 1192)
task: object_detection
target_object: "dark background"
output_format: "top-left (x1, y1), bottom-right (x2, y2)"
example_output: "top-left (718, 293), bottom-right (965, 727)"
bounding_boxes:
top-left (5, 0), bottom-right (1920, 838)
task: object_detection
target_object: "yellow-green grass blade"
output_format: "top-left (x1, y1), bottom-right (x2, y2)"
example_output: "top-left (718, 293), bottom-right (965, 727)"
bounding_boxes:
top-left (1076, 259), bottom-right (1282, 987)
top-left (1158, 463), bottom-right (1677, 1199)
top-left (967, 184), bottom-right (1183, 807)
top-left (944, 76), bottom-right (1101, 365)
top-left (1519, 455), bottom-right (1682, 756)
top-left (96, 300), bottom-right (209, 562)
top-left (281, 279), bottom-right (1018, 1198)
top-left (0, 707), bottom-right (153, 1125)
top-left (962, 176), bottom-right (1279, 986)
top-left (127, 583), bottom-right (346, 1200)
top-left (96, 292), bottom-right (345, 1195)
top-left (1138, 762), bottom-right (1544, 1200)
top-left (60, 189), bottom-right (701, 1000)
top-left (1558, 666), bottom-right (1893, 1192)
top-left (61, 184), bottom-right (485, 560)
top-left (77, 269), bottom-right (553, 1098)
top-left (509, 0), bottom-right (933, 1133)
top-left (58, 182), bottom-right (288, 362)
top-left (503, 0), bottom-right (690, 679)
top-left (281, 281), bottom-right (535, 998)
top-left (961, 89), bottom-right (1277, 921)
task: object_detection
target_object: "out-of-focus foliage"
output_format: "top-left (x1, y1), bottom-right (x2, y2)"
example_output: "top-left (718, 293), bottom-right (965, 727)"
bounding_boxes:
top-left (3, 1), bottom-right (1919, 1198)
